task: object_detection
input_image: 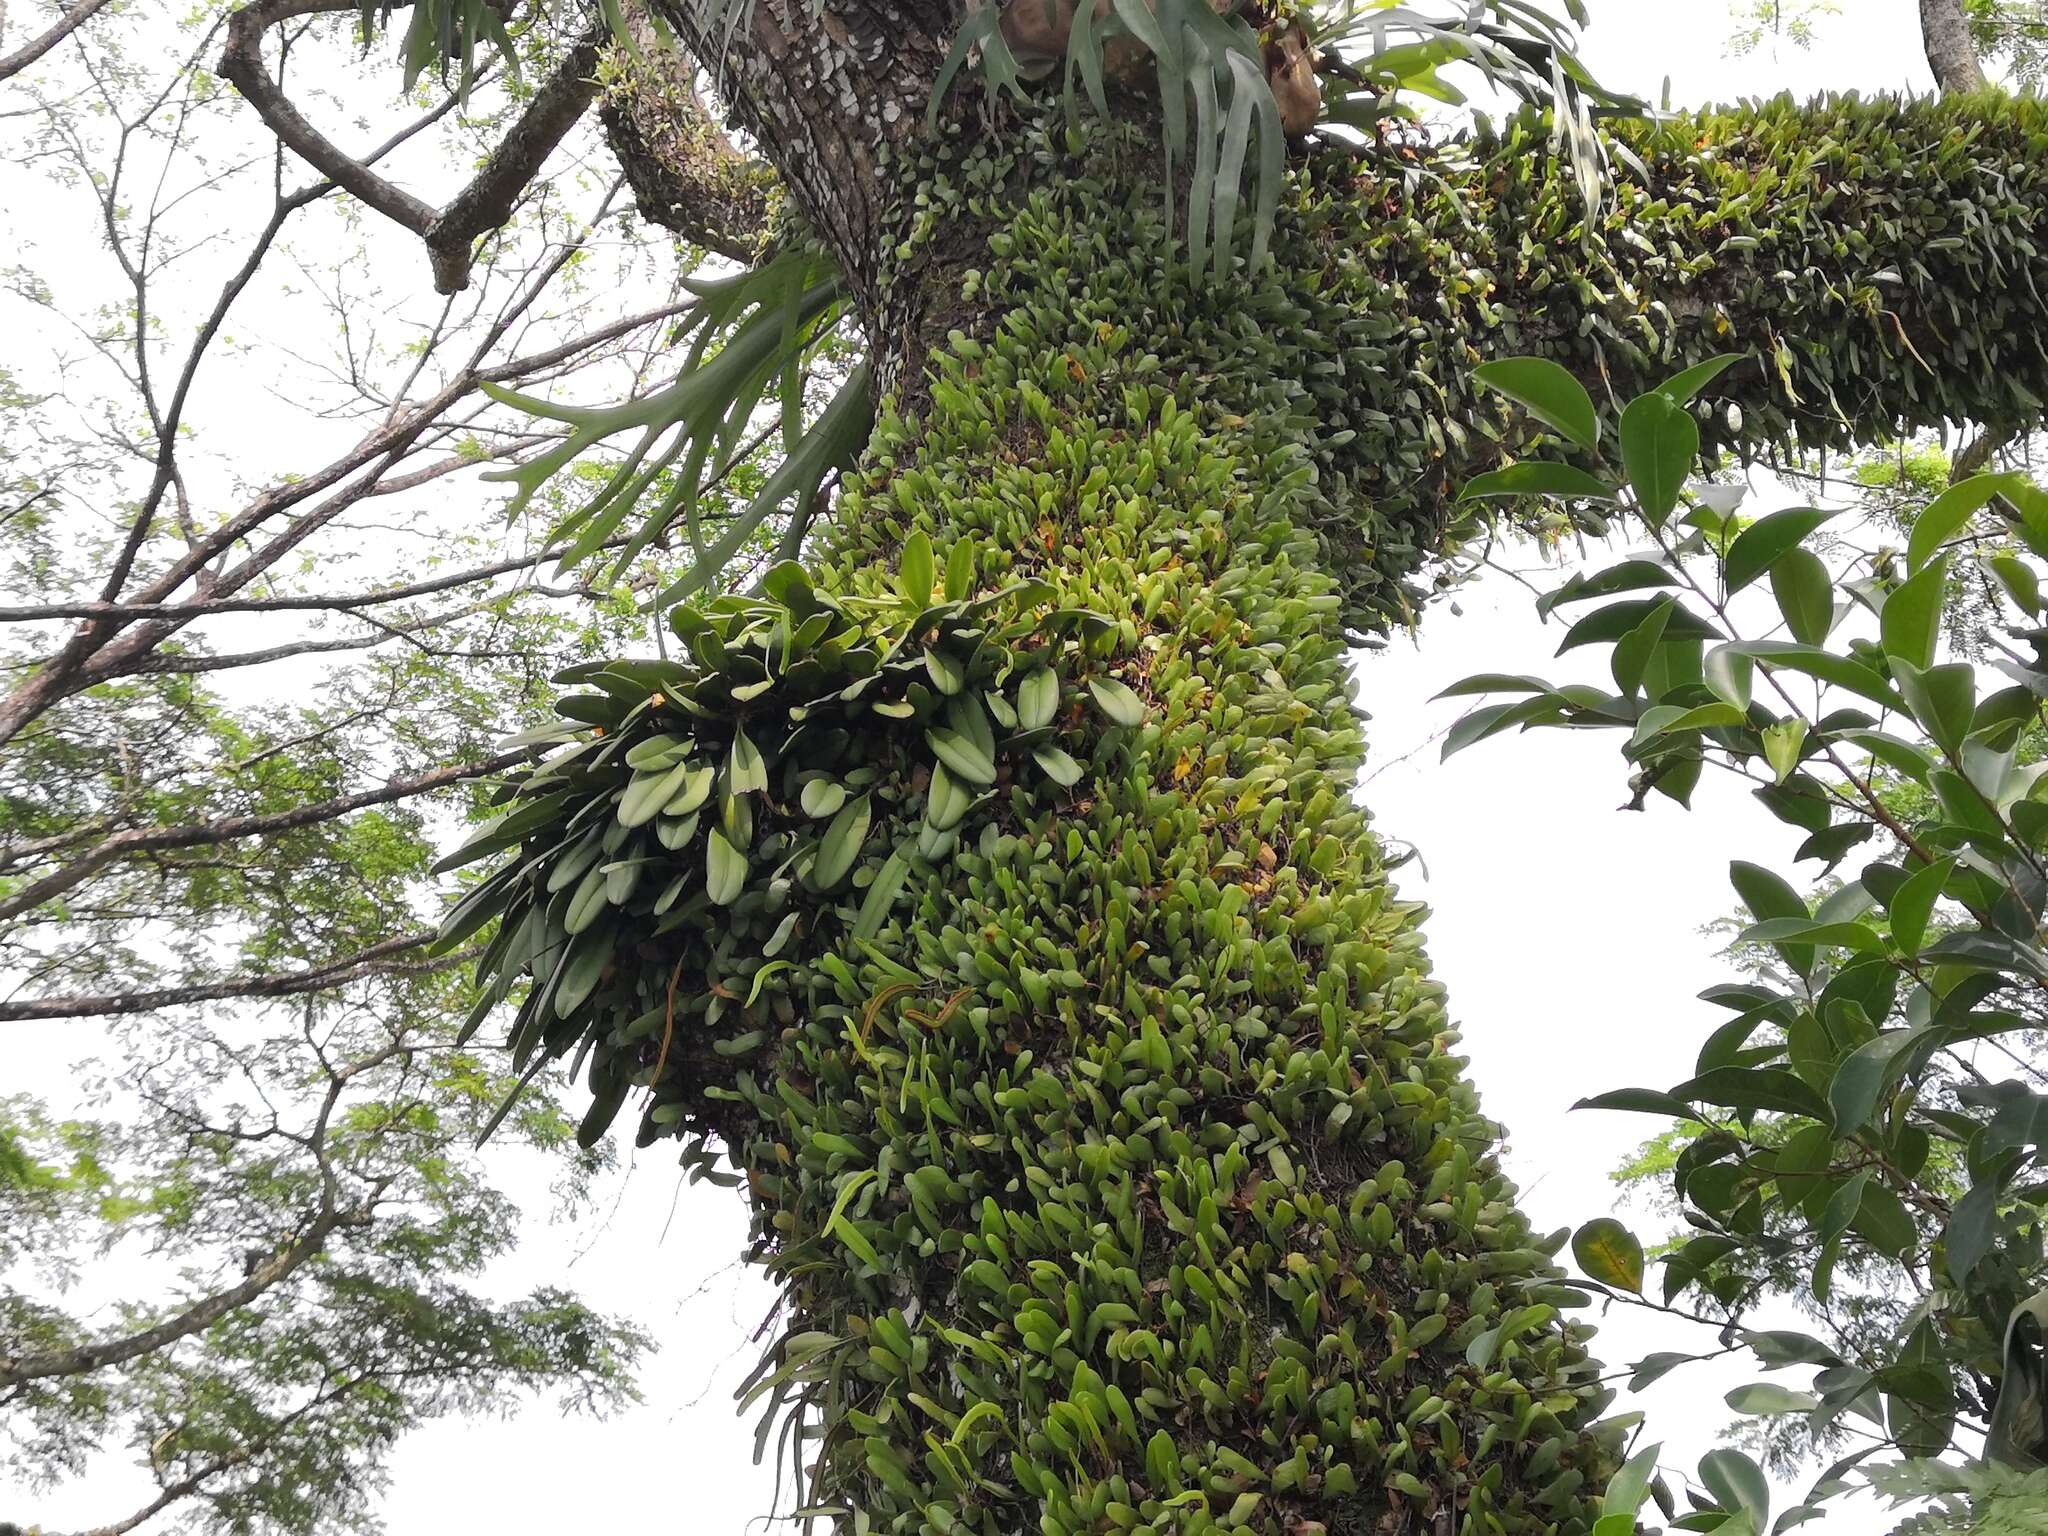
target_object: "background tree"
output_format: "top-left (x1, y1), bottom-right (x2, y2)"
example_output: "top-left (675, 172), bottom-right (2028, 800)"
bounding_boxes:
top-left (0, 1), bottom-right (793, 1524)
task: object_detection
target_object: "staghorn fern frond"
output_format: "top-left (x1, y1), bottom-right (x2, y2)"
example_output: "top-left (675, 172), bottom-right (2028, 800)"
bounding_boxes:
top-left (930, 0), bottom-right (1641, 276)
top-left (481, 245), bottom-right (874, 608)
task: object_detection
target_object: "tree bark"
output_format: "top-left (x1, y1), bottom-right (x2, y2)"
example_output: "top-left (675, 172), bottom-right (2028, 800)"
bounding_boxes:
top-left (1922, 0), bottom-right (1989, 90)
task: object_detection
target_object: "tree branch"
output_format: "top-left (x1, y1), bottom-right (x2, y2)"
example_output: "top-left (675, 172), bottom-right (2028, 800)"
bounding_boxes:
top-left (597, 2), bottom-right (774, 263)
top-left (424, 28), bottom-right (607, 290)
top-left (0, 0), bottom-right (114, 82)
top-left (217, 0), bottom-right (440, 241)
top-left (219, 0), bottom-right (606, 293)
top-left (0, 932), bottom-right (472, 1021)
top-left (0, 750), bottom-right (529, 922)
top-left (0, 1196), bottom-right (373, 1388)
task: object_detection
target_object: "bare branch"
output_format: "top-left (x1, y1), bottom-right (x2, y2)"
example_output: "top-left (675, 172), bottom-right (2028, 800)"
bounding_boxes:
top-left (0, 750), bottom-right (529, 922)
top-left (0, 932), bottom-right (472, 1021)
top-left (426, 29), bottom-right (607, 290)
top-left (0, 0), bottom-right (114, 82)
top-left (0, 1196), bottom-right (375, 1388)
top-left (220, 0), bottom-right (607, 292)
top-left (217, 0), bottom-right (440, 239)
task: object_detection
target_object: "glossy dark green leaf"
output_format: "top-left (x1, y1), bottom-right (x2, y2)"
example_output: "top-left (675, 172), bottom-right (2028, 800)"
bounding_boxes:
top-left (1675, 1066), bottom-right (1830, 1121)
top-left (1472, 358), bottom-right (1599, 451)
top-left (1619, 390), bottom-right (1698, 527)
top-left (1906, 471), bottom-right (2034, 574)
top-left (1880, 553), bottom-right (1949, 671)
top-left (812, 793), bottom-right (872, 891)
top-left (1557, 598), bottom-right (1719, 654)
top-left (1724, 507), bottom-right (1834, 594)
top-left (1458, 461), bottom-right (1618, 502)
top-left (1698, 1449), bottom-right (1769, 1527)
top-left (1768, 547), bottom-right (1834, 645)
top-left (1655, 353), bottom-right (1744, 404)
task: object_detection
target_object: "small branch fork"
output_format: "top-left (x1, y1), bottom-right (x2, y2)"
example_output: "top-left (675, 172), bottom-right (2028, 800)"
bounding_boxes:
top-left (217, 0), bottom-right (604, 294)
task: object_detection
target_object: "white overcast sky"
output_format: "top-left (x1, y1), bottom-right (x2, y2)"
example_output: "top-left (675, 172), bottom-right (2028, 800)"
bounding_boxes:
top-left (3, 0), bottom-right (1961, 1531)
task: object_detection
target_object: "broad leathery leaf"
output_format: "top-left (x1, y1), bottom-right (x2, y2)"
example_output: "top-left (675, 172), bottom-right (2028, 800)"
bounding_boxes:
top-left (1620, 390), bottom-right (1698, 527)
top-left (1881, 553), bottom-right (1949, 670)
top-left (1738, 916), bottom-right (1882, 953)
top-left (1557, 597), bottom-right (1719, 654)
top-left (1655, 352), bottom-right (1744, 404)
top-left (1984, 553), bottom-right (2041, 615)
top-left (1726, 1383), bottom-right (1819, 1417)
top-left (1730, 641), bottom-right (1900, 709)
top-left (1602, 1441), bottom-right (1663, 1521)
top-left (1769, 547), bottom-right (1834, 645)
top-left (1574, 1086), bottom-right (1698, 1119)
top-left (706, 825), bottom-right (747, 905)
top-left (1724, 507), bottom-right (1834, 594)
top-left (1892, 660), bottom-right (1974, 754)
top-left (1728, 858), bottom-right (1815, 975)
top-left (1675, 1065), bottom-right (1830, 1120)
top-left (1471, 358), bottom-right (1599, 451)
top-left (1089, 675), bottom-right (1145, 728)
top-left (812, 793), bottom-right (872, 891)
top-left (1699, 1449), bottom-right (1769, 1527)
top-left (1704, 645), bottom-right (1754, 710)
top-left (1945, 1177), bottom-right (2001, 1285)
top-left (1828, 1028), bottom-right (1922, 1136)
top-left (1907, 471), bottom-right (2037, 574)
top-left (1572, 1217), bottom-right (1644, 1292)
top-left (1885, 855), bottom-right (1953, 956)
top-left (1434, 672), bottom-right (1559, 700)
top-left (1458, 461), bottom-right (1618, 502)
top-left (1537, 558), bottom-right (1677, 619)
top-left (1629, 1353), bottom-right (1698, 1392)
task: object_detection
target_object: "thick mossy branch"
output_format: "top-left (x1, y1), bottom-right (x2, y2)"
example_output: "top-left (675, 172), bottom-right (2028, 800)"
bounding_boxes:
top-left (596, 17), bottom-right (779, 263)
top-left (448, 87), bottom-right (2048, 1536)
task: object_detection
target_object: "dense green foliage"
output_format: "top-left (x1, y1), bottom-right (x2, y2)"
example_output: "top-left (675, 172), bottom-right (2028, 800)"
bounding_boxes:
top-left (431, 63), bottom-right (2048, 1534)
top-left (1446, 364), bottom-right (2048, 1532)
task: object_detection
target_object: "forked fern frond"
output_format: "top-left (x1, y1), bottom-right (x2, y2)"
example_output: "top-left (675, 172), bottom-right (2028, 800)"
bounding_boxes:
top-left (480, 245), bottom-right (874, 608)
top-left (928, 0), bottom-right (1641, 276)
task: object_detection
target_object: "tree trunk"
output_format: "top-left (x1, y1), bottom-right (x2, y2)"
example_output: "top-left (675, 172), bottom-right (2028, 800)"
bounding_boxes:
top-left (1921, 0), bottom-right (1989, 90)
top-left (584, 11), bottom-right (2048, 1532)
